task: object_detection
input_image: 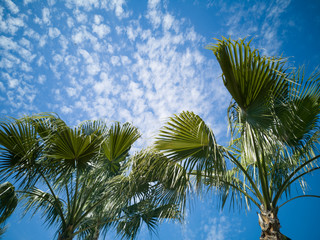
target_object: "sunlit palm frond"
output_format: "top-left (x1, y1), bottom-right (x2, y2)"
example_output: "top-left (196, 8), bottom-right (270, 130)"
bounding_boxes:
top-left (155, 111), bottom-right (226, 185)
top-left (78, 119), bottom-right (109, 137)
top-left (208, 37), bottom-right (290, 132)
top-left (46, 126), bottom-right (102, 171)
top-left (101, 122), bottom-right (140, 173)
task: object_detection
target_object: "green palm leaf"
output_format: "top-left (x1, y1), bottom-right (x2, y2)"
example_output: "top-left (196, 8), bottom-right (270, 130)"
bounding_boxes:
top-left (46, 126), bottom-right (102, 171)
top-left (0, 119), bottom-right (41, 187)
top-left (155, 111), bottom-right (226, 179)
top-left (208, 38), bottom-right (289, 132)
top-left (0, 182), bottom-right (18, 225)
top-left (101, 122), bottom-right (140, 173)
top-left (21, 186), bottom-right (65, 227)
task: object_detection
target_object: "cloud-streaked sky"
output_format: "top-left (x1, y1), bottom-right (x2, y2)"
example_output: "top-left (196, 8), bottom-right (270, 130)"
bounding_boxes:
top-left (1, 0), bottom-right (320, 239)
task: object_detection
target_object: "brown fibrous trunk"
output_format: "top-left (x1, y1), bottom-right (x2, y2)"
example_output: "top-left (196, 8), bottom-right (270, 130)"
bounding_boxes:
top-left (58, 225), bottom-right (74, 240)
top-left (258, 206), bottom-right (287, 240)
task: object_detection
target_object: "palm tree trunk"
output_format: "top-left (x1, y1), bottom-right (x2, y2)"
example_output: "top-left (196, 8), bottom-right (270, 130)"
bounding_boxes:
top-left (92, 229), bottom-right (100, 240)
top-left (92, 226), bottom-right (100, 240)
top-left (58, 225), bottom-right (74, 240)
top-left (258, 207), bottom-right (290, 240)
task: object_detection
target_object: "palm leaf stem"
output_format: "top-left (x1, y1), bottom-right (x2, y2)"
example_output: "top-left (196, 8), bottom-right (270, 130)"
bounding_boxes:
top-left (223, 181), bottom-right (260, 207)
top-left (249, 127), bottom-right (271, 209)
top-left (73, 192), bottom-right (112, 228)
top-left (74, 184), bottom-right (96, 223)
top-left (70, 169), bottom-right (80, 225)
top-left (272, 154), bottom-right (320, 206)
top-left (225, 151), bottom-right (264, 204)
top-left (71, 217), bottom-right (122, 237)
top-left (65, 184), bottom-right (71, 217)
top-left (193, 172), bottom-right (260, 207)
top-left (73, 176), bottom-right (99, 226)
top-left (287, 166), bottom-right (320, 190)
top-left (39, 171), bottom-right (66, 227)
top-left (278, 194), bottom-right (320, 208)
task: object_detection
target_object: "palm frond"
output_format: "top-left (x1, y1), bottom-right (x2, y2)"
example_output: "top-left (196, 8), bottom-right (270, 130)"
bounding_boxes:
top-left (155, 111), bottom-right (226, 189)
top-left (101, 122), bottom-right (140, 173)
top-left (0, 119), bottom-right (42, 188)
top-left (21, 187), bottom-right (65, 228)
top-left (0, 182), bottom-right (18, 225)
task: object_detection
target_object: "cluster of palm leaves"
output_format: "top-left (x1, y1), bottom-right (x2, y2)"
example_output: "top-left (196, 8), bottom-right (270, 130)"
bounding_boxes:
top-left (0, 114), bottom-right (185, 239)
top-left (1, 38), bottom-right (320, 240)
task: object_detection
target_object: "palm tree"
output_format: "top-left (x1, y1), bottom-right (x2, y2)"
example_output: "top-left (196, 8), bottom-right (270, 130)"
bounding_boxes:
top-left (0, 114), bottom-right (181, 239)
top-left (154, 38), bottom-right (320, 240)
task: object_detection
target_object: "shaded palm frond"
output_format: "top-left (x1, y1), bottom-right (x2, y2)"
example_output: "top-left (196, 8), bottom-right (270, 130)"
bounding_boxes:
top-left (0, 182), bottom-right (18, 225)
top-left (21, 187), bottom-right (65, 228)
top-left (0, 119), bottom-right (42, 188)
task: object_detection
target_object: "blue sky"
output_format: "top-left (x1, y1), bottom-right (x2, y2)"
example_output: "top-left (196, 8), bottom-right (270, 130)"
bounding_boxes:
top-left (1, 0), bottom-right (320, 239)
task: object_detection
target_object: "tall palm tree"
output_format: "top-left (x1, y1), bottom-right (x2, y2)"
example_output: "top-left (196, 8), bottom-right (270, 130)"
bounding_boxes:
top-left (0, 114), bottom-right (181, 240)
top-left (154, 38), bottom-right (320, 240)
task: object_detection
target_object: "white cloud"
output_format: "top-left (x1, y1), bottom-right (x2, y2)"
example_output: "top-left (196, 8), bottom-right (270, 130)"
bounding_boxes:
top-left (4, 0), bottom-right (19, 14)
top-left (0, 82), bottom-right (5, 92)
top-left (110, 56), bottom-right (120, 66)
top-left (93, 72), bottom-right (113, 95)
top-left (94, 14), bottom-right (103, 24)
top-left (111, 0), bottom-right (127, 18)
top-left (4, 75), bottom-right (19, 89)
top-left (38, 75), bottom-right (46, 84)
top-left (66, 17), bottom-right (74, 28)
top-left (48, 27), bottom-right (61, 38)
top-left (37, 55), bottom-right (45, 66)
top-left (23, 0), bottom-right (36, 4)
top-left (148, 0), bottom-right (160, 9)
top-left (23, 28), bottom-right (40, 40)
top-left (61, 105), bottom-right (73, 114)
top-left (47, 0), bottom-right (56, 6)
top-left (38, 35), bottom-right (47, 47)
top-left (218, 0), bottom-right (291, 55)
top-left (0, 16), bottom-right (25, 35)
top-left (101, 0), bottom-right (129, 19)
top-left (126, 25), bottom-right (139, 41)
top-left (92, 23), bottom-right (110, 38)
top-left (74, 9), bottom-right (87, 23)
top-left (0, 36), bottom-right (18, 51)
top-left (19, 38), bottom-right (31, 48)
top-left (66, 87), bottom-right (77, 97)
top-left (87, 63), bottom-right (100, 75)
top-left (146, 0), bottom-right (162, 28)
top-left (65, 0), bottom-right (99, 10)
top-left (52, 53), bottom-right (63, 64)
top-left (163, 13), bottom-right (174, 31)
top-left (59, 35), bottom-right (69, 52)
top-left (120, 55), bottom-right (131, 65)
top-left (204, 216), bottom-right (228, 240)
top-left (42, 8), bottom-right (50, 25)
top-left (72, 26), bottom-right (98, 46)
